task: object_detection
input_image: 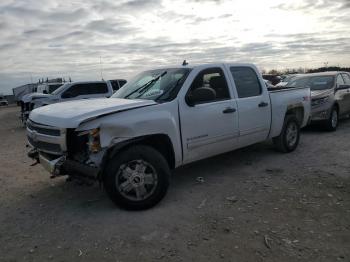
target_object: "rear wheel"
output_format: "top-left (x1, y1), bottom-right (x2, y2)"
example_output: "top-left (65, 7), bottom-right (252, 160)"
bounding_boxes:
top-left (273, 115), bottom-right (300, 153)
top-left (323, 106), bottom-right (338, 131)
top-left (103, 145), bottom-right (170, 210)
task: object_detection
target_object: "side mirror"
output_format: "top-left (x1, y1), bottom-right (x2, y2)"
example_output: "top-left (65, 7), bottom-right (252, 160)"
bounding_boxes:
top-left (337, 84), bottom-right (350, 91)
top-left (186, 87), bottom-right (216, 106)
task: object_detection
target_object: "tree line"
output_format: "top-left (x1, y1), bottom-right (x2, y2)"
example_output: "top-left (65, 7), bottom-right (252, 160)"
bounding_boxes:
top-left (262, 66), bottom-right (350, 75)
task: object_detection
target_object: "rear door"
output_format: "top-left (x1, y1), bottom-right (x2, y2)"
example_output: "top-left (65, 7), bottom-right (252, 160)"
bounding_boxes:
top-left (227, 65), bottom-right (271, 147)
top-left (179, 65), bottom-right (239, 163)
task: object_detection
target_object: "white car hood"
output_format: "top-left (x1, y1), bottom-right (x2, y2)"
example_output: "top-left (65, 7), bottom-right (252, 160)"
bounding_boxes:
top-left (29, 98), bottom-right (157, 128)
top-left (21, 92), bottom-right (52, 103)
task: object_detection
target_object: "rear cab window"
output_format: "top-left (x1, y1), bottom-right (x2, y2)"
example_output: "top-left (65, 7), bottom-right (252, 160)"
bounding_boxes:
top-left (230, 67), bottom-right (262, 98)
top-left (62, 83), bottom-right (108, 98)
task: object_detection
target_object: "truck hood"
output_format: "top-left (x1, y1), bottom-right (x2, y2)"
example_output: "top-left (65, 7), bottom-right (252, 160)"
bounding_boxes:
top-left (29, 98), bottom-right (157, 128)
top-left (21, 92), bottom-right (52, 103)
top-left (311, 89), bottom-right (333, 99)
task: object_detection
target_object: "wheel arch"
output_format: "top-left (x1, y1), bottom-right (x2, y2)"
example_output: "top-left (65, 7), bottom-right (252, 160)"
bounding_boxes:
top-left (285, 104), bottom-right (304, 125)
top-left (100, 134), bottom-right (176, 180)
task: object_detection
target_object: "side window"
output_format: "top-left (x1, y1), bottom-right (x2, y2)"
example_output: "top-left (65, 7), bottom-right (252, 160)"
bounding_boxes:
top-left (187, 67), bottom-right (230, 104)
top-left (336, 74), bottom-right (345, 85)
top-left (110, 81), bottom-right (120, 91)
top-left (230, 67), bottom-right (262, 98)
top-left (62, 84), bottom-right (86, 98)
top-left (88, 83), bottom-right (108, 94)
top-left (62, 83), bottom-right (108, 98)
top-left (341, 73), bottom-right (350, 85)
top-left (119, 80), bottom-right (127, 87)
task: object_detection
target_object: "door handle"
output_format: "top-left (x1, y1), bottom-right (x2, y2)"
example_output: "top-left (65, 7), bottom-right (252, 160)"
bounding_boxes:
top-left (223, 107), bottom-right (236, 114)
top-left (258, 102), bottom-right (269, 107)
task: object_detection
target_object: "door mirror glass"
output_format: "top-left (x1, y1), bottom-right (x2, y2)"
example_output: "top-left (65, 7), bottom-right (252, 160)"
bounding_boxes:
top-left (186, 87), bottom-right (216, 106)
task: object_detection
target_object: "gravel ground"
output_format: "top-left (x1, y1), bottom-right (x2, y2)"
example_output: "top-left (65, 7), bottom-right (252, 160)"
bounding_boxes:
top-left (0, 105), bottom-right (349, 262)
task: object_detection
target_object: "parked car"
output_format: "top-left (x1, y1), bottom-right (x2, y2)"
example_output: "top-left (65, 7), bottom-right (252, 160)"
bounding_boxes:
top-left (262, 74), bottom-right (282, 85)
top-left (0, 95), bottom-right (8, 106)
top-left (286, 71), bottom-right (350, 131)
top-left (26, 63), bottom-right (311, 210)
top-left (276, 74), bottom-right (302, 87)
top-left (263, 79), bottom-right (274, 88)
top-left (20, 80), bottom-right (122, 124)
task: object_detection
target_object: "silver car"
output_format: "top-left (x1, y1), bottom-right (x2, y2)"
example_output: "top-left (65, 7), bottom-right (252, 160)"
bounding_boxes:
top-left (287, 71), bottom-right (350, 131)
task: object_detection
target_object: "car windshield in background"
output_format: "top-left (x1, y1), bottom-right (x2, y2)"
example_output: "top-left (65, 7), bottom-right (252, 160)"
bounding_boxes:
top-left (112, 68), bottom-right (191, 101)
top-left (287, 76), bottom-right (335, 90)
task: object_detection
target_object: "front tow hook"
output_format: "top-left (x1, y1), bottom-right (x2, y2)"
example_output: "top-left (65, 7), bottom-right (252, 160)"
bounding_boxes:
top-left (27, 148), bottom-right (40, 166)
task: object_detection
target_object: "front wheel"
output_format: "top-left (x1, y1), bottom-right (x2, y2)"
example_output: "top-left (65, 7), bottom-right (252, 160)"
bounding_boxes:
top-left (323, 106), bottom-right (338, 131)
top-left (273, 115), bottom-right (300, 153)
top-left (103, 145), bottom-right (170, 210)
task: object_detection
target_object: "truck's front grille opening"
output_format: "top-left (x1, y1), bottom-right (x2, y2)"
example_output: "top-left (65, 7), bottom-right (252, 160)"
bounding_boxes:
top-left (28, 136), bottom-right (61, 154)
top-left (27, 121), bottom-right (61, 136)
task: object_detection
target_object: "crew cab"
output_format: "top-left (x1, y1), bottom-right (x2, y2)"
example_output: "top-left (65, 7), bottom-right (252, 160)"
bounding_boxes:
top-left (27, 63), bottom-right (311, 210)
top-left (20, 80), bottom-right (125, 124)
top-left (286, 71), bottom-right (350, 131)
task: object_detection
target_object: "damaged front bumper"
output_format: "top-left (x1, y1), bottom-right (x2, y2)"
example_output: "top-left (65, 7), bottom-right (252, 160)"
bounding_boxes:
top-left (28, 148), bottom-right (100, 179)
top-left (39, 154), bottom-right (66, 177)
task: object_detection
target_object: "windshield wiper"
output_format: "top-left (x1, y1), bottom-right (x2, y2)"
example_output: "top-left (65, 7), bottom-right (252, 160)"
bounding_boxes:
top-left (124, 71), bottom-right (167, 99)
top-left (155, 74), bottom-right (185, 102)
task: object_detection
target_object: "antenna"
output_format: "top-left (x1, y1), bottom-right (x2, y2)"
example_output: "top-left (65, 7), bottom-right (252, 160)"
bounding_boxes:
top-left (100, 56), bottom-right (104, 80)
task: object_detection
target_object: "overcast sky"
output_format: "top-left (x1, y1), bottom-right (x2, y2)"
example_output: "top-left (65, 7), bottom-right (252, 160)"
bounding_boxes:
top-left (0, 0), bottom-right (350, 94)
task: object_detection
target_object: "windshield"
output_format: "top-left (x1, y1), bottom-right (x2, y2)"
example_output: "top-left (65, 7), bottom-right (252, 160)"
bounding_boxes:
top-left (287, 75), bottom-right (335, 90)
top-left (112, 68), bottom-right (191, 101)
top-left (51, 83), bottom-right (70, 95)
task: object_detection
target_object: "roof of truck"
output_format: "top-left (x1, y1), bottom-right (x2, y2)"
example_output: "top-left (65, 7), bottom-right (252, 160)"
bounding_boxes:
top-left (151, 62), bottom-right (257, 71)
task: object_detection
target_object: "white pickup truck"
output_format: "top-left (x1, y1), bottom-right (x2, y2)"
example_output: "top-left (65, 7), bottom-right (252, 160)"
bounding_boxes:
top-left (20, 80), bottom-right (126, 124)
top-left (27, 63), bottom-right (311, 210)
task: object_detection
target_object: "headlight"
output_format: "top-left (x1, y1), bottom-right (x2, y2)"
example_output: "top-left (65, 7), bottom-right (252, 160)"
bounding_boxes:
top-left (311, 96), bottom-right (329, 107)
top-left (78, 128), bottom-right (101, 153)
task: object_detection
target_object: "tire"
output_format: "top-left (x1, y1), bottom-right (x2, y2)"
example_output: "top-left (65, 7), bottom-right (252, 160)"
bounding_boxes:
top-left (103, 145), bottom-right (170, 210)
top-left (273, 115), bottom-right (300, 153)
top-left (323, 106), bottom-right (338, 131)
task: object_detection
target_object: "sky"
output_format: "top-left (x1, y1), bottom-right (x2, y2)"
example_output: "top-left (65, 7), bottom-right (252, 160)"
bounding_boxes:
top-left (0, 0), bottom-right (350, 95)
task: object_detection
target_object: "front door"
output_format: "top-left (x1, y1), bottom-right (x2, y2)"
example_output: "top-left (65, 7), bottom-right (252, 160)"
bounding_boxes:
top-left (179, 66), bottom-right (239, 164)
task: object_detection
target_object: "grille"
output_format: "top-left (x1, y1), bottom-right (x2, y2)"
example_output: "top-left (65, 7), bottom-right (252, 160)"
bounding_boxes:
top-left (27, 121), bottom-right (60, 136)
top-left (28, 136), bottom-right (62, 153)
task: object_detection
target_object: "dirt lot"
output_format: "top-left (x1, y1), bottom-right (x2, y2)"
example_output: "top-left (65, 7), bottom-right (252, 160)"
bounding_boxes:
top-left (0, 105), bottom-right (349, 262)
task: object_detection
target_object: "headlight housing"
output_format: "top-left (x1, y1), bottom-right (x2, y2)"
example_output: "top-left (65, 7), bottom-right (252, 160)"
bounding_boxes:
top-left (78, 128), bottom-right (101, 153)
top-left (311, 96), bottom-right (329, 107)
